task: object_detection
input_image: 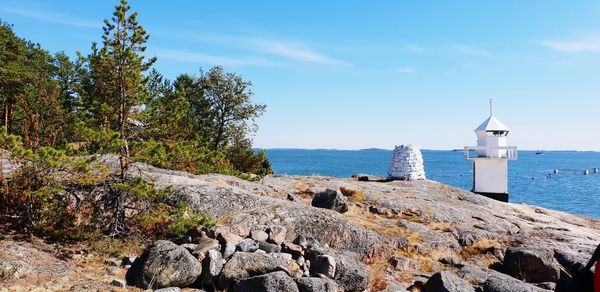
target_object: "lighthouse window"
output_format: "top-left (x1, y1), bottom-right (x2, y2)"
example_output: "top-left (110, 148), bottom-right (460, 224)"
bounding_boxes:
top-left (488, 130), bottom-right (508, 136)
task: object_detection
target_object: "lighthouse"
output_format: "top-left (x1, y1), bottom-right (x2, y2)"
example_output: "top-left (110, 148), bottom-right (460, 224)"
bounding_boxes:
top-left (464, 100), bottom-right (517, 202)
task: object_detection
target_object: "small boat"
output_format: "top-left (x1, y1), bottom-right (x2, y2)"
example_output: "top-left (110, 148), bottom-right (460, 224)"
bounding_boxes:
top-left (535, 150), bottom-right (544, 155)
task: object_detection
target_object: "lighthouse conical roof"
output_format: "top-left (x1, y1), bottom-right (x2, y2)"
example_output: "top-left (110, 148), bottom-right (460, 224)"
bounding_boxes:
top-left (475, 115), bottom-right (509, 133)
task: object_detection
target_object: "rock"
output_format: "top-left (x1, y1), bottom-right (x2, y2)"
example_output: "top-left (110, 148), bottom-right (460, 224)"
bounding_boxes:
top-left (104, 258), bottom-right (121, 267)
top-left (239, 238), bottom-right (260, 252)
top-left (201, 249), bottom-right (223, 286)
top-left (503, 247), bottom-right (560, 283)
top-left (187, 226), bottom-right (207, 238)
top-left (259, 241), bottom-right (282, 253)
top-left (294, 235), bottom-right (308, 249)
top-left (125, 240), bottom-right (202, 289)
top-left (425, 271), bottom-right (475, 292)
top-left (390, 256), bottom-right (410, 271)
top-left (222, 243), bottom-right (236, 259)
top-left (217, 252), bottom-right (291, 290)
top-left (175, 235), bottom-right (192, 244)
top-left (122, 256), bottom-right (137, 266)
top-left (483, 274), bottom-right (546, 292)
top-left (0, 261), bottom-right (18, 281)
top-left (282, 241), bottom-right (304, 258)
top-left (268, 225), bottom-right (288, 245)
top-left (297, 256), bottom-right (305, 267)
top-left (310, 255), bottom-right (336, 278)
top-left (105, 266), bottom-right (120, 275)
top-left (295, 276), bottom-right (339, 292)
top-left (192, 237), bottom-right (220, 259)
top-left (233, 271), bottom-right (299, 292)
top-left (251, 229), bottom-right (269, 242)
top-left (111, 279), bottom-right (126, 288)
top-left (217, 231), bottom-right (244, 246)
top-left (154, 288), bottom-right (181, 292)
top-left (369, 205), bottom-right (391, 216)
top-left (311, 189), bottom-right (348, 213)
top-left (180, 243), bottom-right (197, 253)
top-left (534, 282), bottom-right (556, 290)
top-left (305, 247), bottom-right (369, 291)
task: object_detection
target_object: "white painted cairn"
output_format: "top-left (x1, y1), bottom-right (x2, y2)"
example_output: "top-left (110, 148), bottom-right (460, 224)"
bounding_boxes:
top-left (387, 145), bottom-right (426, 180)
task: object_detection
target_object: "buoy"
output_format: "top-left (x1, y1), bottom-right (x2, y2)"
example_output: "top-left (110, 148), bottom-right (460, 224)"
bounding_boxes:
top-left (554, 169), bottom-right (559, 174)
top-left (584, 170), bottom-right (589, 175)
top-left (594, 168), bottom-right (599, 173)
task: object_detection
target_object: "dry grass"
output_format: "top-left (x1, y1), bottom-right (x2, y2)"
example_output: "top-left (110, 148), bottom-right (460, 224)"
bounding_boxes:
top-left (428, 221), bottom-right (456, 232)
top-left (459, 238), bottom-right (502, 267)
top-left (340, 186), bottom-right (365, 203)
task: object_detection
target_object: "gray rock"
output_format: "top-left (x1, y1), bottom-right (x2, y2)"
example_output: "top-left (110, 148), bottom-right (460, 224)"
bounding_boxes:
top-left (259, 241), bottom-right (282, 253)
top-left (105, 258), bottom-right (121, 267)
top-left (287, 192), bottom-right (301, 202)
top-left (295, 276), bottom-right (339, 292)
top-left (282, 241), bottom-right (304, 258)
top-left (503, 247), bottom-right (561, 283)
top-left (217, 252), bottom-right (291, 290)
top-left (294, 235), bottom-right (308, 249)
top-left (305, 247), bottom-right (369, 291)
top-left (180, 243), bottom-right (197, 253)
top-left (154, 288), bottom-right (181, 292)
top-left (251, 229), bottom-right (269, 242)
top-left (268, 225), bottom-right (288, 245)
top-left (125, 240), bottom-right (202, 289)
top-left (222, 243), bottom-right (236, 259)
top-left (192, 237), bottom-right (220, 259)
top-left (425, 271), bottom-right (475, 292)
top-left (534, 282), bottom-right (556, 290)
top-left (310, 255), bottom-right (336, 278)
top-left (311, 189), bottom-right (348, 213)
top-left (239, 238), bottom-right (260, 252)
top-left (201, 249), bottom-right (223, 286)
top-left (110, 279), bottom-right (126, 288)
top-left (483, 274), bottom-right (546, 292)
top-left (233, 271), bottom-right (299, 292)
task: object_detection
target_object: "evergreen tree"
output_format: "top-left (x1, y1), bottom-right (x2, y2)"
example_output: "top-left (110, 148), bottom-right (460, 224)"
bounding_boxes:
top-left (86, 0), bottom-right (156, 176)
top-left (199, 66), bottom-right (266, 151)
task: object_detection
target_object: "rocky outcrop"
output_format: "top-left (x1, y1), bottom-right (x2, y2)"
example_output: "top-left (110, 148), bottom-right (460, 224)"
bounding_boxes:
top-left (126, 240), bottom-right (202, 289)
top-left (503, 247), bottom-right (561, 283)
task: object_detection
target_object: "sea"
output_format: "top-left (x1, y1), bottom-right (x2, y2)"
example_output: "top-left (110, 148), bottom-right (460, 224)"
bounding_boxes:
top-left (265, 149), bottom-right (600, 219)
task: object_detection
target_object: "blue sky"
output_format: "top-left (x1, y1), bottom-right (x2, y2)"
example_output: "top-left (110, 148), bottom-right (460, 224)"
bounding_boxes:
top-left (2, 1), bottom-right (600, 150)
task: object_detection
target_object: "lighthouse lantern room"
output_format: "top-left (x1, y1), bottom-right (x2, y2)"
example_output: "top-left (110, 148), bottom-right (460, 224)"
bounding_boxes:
top-left (464, 100), bottom-right (517, 202)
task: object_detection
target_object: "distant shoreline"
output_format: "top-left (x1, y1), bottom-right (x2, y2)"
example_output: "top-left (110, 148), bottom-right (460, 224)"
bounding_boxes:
top-left (259, 148), bottom-right (599, 153)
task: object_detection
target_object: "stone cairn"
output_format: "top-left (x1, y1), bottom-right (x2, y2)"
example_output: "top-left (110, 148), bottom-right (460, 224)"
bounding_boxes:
top-left (387, 145), bottom-right (426, 180)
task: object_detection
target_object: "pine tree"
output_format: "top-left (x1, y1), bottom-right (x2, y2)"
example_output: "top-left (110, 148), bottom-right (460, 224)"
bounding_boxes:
top-left (86, 0), bottom-right (155, 176)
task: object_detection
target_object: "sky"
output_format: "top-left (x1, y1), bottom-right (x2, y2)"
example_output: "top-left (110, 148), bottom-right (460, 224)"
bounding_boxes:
top-left (2, 1), bottom-right (600, 150)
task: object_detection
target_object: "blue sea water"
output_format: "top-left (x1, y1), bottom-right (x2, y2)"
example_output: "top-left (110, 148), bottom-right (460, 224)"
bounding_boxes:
top-left (265, 149), bottom-right (600, 219)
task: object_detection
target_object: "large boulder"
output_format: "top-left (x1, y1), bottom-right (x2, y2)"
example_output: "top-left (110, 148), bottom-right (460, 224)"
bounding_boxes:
top-left (311, 189), bottom-right (348, 213)
top-left (233, 271), bottom-right (299, 292)
top-left (483, 274), bottom-right (546, 292)
top-left (503, 247), bottom-right (560, 283)
top-left (217, 252), bottom-right (291, 290)
top-left (425, 271), bottom-right (475, 292)
top-left (305, 247), bottom-right (369, 291)
top-left (295, 276), bottom-right (339, 292)
top-left (126, 240), bottom-right (202, 289)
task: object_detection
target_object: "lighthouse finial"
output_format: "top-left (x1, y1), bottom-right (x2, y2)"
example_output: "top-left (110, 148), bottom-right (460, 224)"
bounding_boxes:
top-left (489, 98), bottom-right (493, 116)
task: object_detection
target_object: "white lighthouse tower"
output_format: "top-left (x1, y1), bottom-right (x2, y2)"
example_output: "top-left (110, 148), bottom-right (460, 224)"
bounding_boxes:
top-left (464, 100), bottom-right (517, 202)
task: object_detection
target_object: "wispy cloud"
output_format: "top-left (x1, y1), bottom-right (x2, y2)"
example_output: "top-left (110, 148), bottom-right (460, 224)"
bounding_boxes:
top-left (159, 31), bottom-right (348, 66)
top-left (452, 45), bottom-right (493, 57)
top-left (154, 49), bottom-right (274, 67)
top-left (2, 7), bottom-right (101, 28)
top-left (541, 36), bottom-right (600, 53)
top-left (394, 67), bottom-right (415, 73)
top-left (250, 39), bottom-right (347, 65)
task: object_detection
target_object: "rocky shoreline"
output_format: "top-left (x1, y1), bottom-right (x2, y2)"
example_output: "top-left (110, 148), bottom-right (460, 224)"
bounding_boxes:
top-left (2, 159), bottom-right (600, 291)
